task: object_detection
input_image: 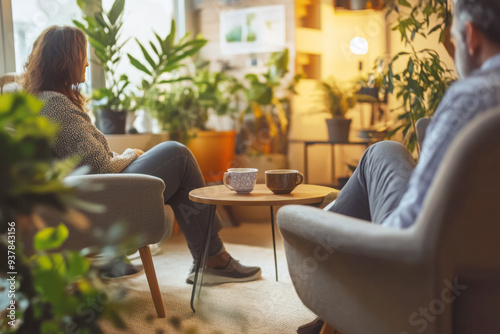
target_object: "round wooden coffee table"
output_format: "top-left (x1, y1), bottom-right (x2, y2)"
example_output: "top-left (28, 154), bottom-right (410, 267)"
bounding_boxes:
top-left (188, 183), bottom-right (333, 312)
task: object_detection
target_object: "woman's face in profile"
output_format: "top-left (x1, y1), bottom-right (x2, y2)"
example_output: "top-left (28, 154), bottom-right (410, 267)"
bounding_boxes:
top-left (80, 47), bottom-right (89, 83)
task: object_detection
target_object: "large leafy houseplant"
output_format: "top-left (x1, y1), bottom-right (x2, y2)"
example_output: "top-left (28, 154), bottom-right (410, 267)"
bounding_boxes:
top-left (383, 0), bottom-right (457, 154)
top-left (241, 49), bottom-right (301, 154)
top-left (127, 19), bottom-right (207, 113)
top-left (0, 93), bottom-right (127, 333)
top-left (74, 0), bottom-right (131, 133)
top-left (193, 61), bottom-right (243, 132)
top-left (145, 62), bottom-right (244, 182)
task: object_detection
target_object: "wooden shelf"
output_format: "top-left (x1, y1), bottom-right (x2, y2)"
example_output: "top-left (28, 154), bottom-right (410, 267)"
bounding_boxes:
top-left (296, 0), bottom-right (321, 29)
top-left (333, 0), bottom-right (384, 11)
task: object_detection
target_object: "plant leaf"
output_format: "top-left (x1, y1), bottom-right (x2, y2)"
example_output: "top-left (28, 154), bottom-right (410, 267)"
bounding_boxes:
top-left (108, 0), bottom-right (125, 26)
top-left (127, 54), bottom-right (152, 76)
top-left (34, 224), bottom-right (69, 251)
top-left (136, 39), bottom-right (156, 69)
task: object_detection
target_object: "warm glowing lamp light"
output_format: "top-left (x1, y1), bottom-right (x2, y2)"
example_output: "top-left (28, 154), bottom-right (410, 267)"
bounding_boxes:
top-left (350, 37), bottom-right (369, 55)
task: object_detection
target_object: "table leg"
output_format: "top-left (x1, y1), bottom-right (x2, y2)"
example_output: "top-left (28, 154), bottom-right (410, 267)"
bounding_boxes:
top-left (331, 144), bottom-right (336, 187)
top-left (270, 206), bottom-right (278, 282)
top-left (190, 204), bottom-right (216, 313)
top-left (304, 143), bottom-right (309, 184)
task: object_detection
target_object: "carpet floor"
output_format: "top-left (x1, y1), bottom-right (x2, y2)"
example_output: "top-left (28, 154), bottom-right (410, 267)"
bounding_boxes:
top-left (100, 240), bottom-right (316, 334)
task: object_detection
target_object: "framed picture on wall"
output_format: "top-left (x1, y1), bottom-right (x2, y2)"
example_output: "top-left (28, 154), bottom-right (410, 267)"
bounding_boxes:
top-left (220, 5), bottom-right (286, 55)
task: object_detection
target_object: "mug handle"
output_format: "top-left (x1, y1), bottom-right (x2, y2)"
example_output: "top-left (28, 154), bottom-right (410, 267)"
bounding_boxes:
top-left (223, 172), bottom-right (236, 191)
top-left (296, 172), bottom-right (304, 185)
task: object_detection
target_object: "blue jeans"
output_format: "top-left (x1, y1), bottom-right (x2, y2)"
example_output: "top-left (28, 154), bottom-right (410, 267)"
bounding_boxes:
top-left (329, 141), bottom-right (416, 224)
top-left (121, 141), bottom-right (223, 259)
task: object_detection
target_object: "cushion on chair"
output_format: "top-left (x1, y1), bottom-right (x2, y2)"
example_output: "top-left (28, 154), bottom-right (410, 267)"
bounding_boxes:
top-left (25, 174), bottom-right (173, 255)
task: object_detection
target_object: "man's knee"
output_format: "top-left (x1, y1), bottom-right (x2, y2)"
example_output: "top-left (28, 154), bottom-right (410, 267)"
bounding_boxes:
top-left (364, 141), bottom-right (411, 161)
top-left (363, 141), bottom-right (415, 177)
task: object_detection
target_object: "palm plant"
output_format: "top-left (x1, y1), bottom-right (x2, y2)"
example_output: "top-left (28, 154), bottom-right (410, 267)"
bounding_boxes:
top-left (127, 19), bottom-right (207, 110)
top-left (74, 0), bottom-right (131, 112)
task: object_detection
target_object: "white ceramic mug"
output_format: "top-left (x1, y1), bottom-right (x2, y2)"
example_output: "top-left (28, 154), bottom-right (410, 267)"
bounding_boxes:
top-left (223, 168), bottom-right (258, 194)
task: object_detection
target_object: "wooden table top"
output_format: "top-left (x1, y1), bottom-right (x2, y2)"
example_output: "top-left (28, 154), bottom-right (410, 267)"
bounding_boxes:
top-left (189, 184), bottom-right (334, 206)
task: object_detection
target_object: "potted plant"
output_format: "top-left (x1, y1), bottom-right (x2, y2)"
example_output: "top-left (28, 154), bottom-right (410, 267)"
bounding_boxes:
top-left (319, 77), bottom-right (357, 143)
top-left (144, 60), bottom-right (243, 182)
top-left (74, 0), bottom-right (132, 134)
top-left (186, 62), bottom-right (243, 182)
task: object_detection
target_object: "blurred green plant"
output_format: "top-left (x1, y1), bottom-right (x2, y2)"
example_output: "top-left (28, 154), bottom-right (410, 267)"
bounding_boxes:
top-left (0, 93), bottom-right (126, 333)
top-left (242, 49), bottom-right (301, 154)
top-left (73, 0), bottom-right (132, 112)
top-left (383, 0), bottom-right (457, 154)
top-left (0, 93), bottom-right (75, 221)
top-left (148, 85), bottom-right (199, 143)
top-left (193, 61), bottom-right (243, 130)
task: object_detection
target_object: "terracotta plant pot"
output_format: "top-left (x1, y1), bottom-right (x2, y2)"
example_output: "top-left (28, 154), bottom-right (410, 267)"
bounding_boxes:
top-left (326, 118), bottom-right (352, 143)
top-left (187, 130), bottom-right (237, 183)
top-left (96, 110), bottom-right (127, 134)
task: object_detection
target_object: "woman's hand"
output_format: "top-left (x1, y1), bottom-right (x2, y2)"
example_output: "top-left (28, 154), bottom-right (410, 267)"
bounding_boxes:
top-left (133, 149), bottom-right (144, 156)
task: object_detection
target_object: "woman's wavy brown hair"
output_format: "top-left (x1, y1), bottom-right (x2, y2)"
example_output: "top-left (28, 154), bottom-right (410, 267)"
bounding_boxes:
top-left (21, 26), bottom-right (87, 109)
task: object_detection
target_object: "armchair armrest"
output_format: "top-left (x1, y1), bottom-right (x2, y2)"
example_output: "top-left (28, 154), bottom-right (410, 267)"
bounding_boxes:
top-left (277, 205), bottom-right (433, 334)
top-left (278, 205), bottom-right (422, 263)
top-left (31, 174), bottom-right (172, 253)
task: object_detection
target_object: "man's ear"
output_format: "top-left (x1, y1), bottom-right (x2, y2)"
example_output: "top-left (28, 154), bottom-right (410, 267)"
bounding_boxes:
top-left (465, 21), bottom-right (481, 56)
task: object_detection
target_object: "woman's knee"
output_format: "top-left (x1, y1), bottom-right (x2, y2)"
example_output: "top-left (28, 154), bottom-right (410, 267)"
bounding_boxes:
top-left (155, 141), bottom-right (195, 160)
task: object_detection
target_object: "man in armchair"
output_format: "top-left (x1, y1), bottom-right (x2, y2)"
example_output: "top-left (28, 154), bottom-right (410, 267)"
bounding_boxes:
top-left (299, 0), bottom-right (500, 332)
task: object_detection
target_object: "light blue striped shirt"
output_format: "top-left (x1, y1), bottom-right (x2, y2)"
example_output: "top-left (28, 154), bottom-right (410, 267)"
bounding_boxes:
top-left (383, 54), bottom-right (500, 228)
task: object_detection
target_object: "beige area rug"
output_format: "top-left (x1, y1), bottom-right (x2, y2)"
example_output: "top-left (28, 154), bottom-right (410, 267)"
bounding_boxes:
top-left (100, 242), bottom-right (316, 334)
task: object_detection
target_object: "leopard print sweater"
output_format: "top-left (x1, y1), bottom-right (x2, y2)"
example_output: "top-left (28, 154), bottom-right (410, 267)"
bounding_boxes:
top-left (38, 91), bottom-right (138, 174)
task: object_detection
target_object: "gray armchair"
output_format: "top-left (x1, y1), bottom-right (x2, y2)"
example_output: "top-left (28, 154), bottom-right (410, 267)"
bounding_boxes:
top-left (1, 77), bottom-right (173, 318)
top-left (278, 106), bottom-right (500, 334)
top-left (31, 173), bottom-right (174, 318)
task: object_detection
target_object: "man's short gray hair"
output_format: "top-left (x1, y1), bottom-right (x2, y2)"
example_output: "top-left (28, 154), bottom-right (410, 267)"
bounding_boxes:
top-left (454, 0), bottom-right (500, 45)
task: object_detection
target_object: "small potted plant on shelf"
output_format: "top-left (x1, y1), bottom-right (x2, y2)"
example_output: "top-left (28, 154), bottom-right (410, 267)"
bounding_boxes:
top-left (74, 0), bottom-right (132, 134)
top-left (319, 77), bottom-right (357, 143)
